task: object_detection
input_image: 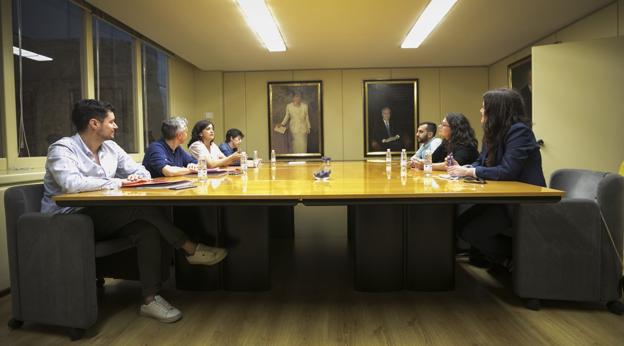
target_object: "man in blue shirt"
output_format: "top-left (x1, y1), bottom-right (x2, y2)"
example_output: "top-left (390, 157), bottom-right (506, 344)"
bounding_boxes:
top-left (219, 128), bottom-right (244, 157)
top-left (410, 122), bottom-right (442, 160)
top-left (43, 100), bottom-right (226, 323)
top-left (143, 117), bottom-right (198, 177)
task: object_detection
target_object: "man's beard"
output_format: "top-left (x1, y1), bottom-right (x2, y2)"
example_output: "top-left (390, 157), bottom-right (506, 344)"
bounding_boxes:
top-left (101, 131), bottom-right (115, 141)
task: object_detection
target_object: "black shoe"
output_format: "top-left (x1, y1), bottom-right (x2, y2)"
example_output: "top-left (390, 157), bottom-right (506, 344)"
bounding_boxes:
top-left (490, 256), bottom-right (513, 273)
top-left (468, 249), bottom-right (492, 268)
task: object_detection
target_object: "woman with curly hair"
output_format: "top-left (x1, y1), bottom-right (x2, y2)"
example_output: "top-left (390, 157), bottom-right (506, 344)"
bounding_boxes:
top-left (411, 112), bottom-right (479, 171)
top-left (448, 88), bottom-right (545, 268)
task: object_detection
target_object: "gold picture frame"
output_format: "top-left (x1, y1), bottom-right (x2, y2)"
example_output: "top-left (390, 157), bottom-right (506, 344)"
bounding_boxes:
top-left (268, 81), bottom-right (323, 158)
top-left (364, 80), bottom-right (418, 156)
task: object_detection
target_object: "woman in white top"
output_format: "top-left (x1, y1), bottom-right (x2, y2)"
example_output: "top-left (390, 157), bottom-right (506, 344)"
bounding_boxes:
top-left (280, 92), bottom-right (311, 153)
top-left (188, 120), bottom-right (240, 167)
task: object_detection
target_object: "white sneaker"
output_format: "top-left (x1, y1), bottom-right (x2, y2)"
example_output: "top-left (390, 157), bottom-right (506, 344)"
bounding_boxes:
top-left (186, 244), bottom-right (228, 266)
top-left (140, 295), bottom-right (182, 323)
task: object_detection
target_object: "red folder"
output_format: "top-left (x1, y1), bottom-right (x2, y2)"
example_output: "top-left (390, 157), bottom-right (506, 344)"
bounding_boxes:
top-left (122, 178), bottom-right (192, 188)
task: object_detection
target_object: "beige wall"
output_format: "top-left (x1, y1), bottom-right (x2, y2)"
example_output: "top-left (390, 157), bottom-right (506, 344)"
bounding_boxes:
top-left (489, 1), bottom-right (622, 89)
top-left (169, 56), bottom-right (196, 122)
top-left (221, 67), bottom-right (488, 160)
top-left (169, 61), bottom-right (226, 145)
top-left (534, 36), bottom-right (624, 178)
top-left (194, 71), bottom-right (224, 142)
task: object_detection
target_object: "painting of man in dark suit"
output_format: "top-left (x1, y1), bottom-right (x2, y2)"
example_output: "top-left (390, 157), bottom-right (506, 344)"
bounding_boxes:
top-left (364, 80), bottom-right (417, 156)
top-left (370, 106), bottom-right (402, 151)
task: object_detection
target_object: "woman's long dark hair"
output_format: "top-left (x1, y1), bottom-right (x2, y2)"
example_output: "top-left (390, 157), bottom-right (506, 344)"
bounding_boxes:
top-left (188, 119), bottom-right (214, 148)
top-left (444, 112), bottom-right (478, 154)
top-left (482, 88), bottom-right (529, 166)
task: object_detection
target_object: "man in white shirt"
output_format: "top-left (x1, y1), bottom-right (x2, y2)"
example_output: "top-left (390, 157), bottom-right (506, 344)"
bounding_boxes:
top-left (411, 121), bottom-right (442, 160)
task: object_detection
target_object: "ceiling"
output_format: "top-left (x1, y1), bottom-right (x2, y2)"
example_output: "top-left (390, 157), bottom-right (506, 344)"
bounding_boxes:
top-left (87, 0), bottom-right (613, 71)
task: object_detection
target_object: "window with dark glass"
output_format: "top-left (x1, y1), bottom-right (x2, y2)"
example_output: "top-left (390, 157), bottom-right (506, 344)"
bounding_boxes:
top-left (142, 43), bottom-right (168, 148)
top-left (93, 17), bottom-right (136, 152)
top-left (12, 0), bottom-right (82, 157)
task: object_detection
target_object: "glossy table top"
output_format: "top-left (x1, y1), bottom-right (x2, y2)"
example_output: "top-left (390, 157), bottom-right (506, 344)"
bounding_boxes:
top-left (54, 161), bottom-right (563, 204)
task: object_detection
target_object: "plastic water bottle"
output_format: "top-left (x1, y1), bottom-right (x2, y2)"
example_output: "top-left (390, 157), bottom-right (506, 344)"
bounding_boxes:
top-left (424, 149), bottom-right (432, 176)
top-left (240, 151), bottom-right (248, 174)
top-left (400, 149), bottom-right (407, 178)
top-left (197, 157), bottom-right (208, 182)
top-left (385, 149), bottom-right (391, 166)
top-left (400, 149), bottom-right (407, 168)
top-left (270, 149), bottom-right (276, 165)
top-left (253, 150), bottom-right (258, 165)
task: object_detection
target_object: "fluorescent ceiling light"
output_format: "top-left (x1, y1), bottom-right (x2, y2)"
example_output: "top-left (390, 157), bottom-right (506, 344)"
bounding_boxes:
top-left (236, 0), bottom-right (286, 52)
top-left (13, 46), bottom-right (53, 61)
top-left (401, 0), bottom-right (457, 49)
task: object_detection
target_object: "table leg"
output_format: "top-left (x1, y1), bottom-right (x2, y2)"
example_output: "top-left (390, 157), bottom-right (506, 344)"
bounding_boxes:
top-left (222, 206), bottom-right (270, 291)
top-left (405, 204), bottom-right (455, 291)
top-left (352, 205), bottom-right (404, 291)
top-left (269, 206), bottom-right (294, 238)
top-left (347, 205), bottom-right (355, 243)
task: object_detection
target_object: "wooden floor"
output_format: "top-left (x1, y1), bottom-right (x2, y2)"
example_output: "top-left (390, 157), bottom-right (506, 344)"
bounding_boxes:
top-left (0, 207), bottom-right (622, 345)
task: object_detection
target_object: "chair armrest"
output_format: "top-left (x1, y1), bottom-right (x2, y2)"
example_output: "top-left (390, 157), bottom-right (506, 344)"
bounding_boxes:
top-left (17, 212), bottom-right (95, 253)
top-left (13, 212), bottom-right (98, 328)
top-left (515, 199), bottom-right (601, 247)
top-left (516, 198), bottom-right (600, 230)
top-left (514, 199), bottom-right (602, 300)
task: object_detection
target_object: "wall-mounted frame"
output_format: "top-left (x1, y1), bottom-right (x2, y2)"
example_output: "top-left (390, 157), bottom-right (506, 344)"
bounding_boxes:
top-left (364, 80), bottom-right (418, 156)
top-left (508, 55), bottom-right (532, 121)
top-left (268, 81), bottom-right (323, 158)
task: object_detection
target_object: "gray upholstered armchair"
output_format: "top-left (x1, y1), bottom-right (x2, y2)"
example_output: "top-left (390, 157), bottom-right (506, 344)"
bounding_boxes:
top-left (4, 184), bottom-right (172, 340)
top-left (513, 169), bottom-right (624, 314)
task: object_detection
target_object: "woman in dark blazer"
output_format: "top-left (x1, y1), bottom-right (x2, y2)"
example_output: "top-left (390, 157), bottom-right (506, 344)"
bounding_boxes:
top-left (448, 88), bottom-right (545, 267)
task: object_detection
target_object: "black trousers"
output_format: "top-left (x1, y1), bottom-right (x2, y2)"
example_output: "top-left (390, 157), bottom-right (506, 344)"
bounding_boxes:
top-left (83, 206), bottom-right (189, 297)
top-left (456, 204), bottom-right (513, 260)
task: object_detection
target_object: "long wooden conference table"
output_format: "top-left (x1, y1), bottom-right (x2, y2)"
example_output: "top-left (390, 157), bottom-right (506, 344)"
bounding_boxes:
top-left (54, 161), bottom-right (563, 292)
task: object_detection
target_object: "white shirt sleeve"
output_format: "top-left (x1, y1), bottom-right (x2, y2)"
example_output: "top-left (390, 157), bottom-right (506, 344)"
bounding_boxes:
top-left (189, 141), bottom-right (210, 160)
top-left (210, 143), bottom-right (226, 160)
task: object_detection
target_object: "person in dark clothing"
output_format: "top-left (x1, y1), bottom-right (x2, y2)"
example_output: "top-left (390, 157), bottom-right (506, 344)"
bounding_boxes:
top-left (370, 106), bottom-right (402, 152)
top-left (448, 88), bottom-right (545, 268)
top-left (411, 112), bottom-right (479, 170)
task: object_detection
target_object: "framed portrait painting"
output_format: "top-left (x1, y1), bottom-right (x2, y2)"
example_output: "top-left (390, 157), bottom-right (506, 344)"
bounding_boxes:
top-left (268, 81), bottom-right (323, 158)
top-left (364, 80), bottom-right (418, 156)
top-left (508, 55), bottom-right (532, 120)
